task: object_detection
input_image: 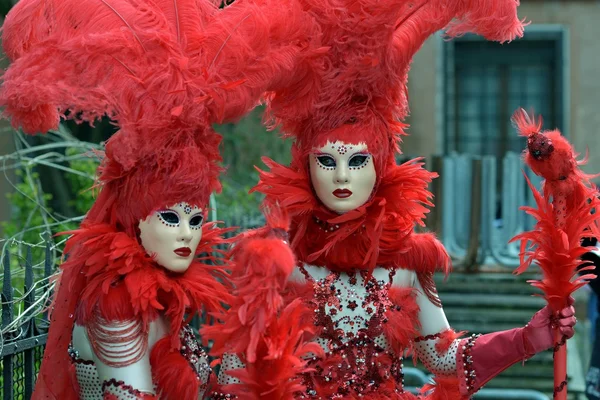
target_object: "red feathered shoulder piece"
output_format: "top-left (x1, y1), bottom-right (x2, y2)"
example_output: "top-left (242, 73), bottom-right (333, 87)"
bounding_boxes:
top-left (33, 222), bottom-right (232, 400)
top-left (254, 156), bottom-right (451, 277)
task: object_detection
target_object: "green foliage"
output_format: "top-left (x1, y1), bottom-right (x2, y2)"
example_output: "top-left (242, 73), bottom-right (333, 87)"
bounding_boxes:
top-left (214, 106), bottom-right (293, 222)
top-left (63, 148), bottom-right (98, 221)
top-left (1, 169), bottom-right (53, 248)
top-left (2, 148), bottom-right (98, 254)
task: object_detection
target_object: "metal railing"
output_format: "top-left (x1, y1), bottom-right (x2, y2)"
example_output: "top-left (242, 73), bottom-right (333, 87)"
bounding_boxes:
top-left (1, 245), bottom-right (53, 400)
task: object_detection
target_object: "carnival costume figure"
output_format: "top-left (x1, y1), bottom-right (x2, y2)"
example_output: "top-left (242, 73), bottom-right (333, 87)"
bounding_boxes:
top-left (0, 0), bottom-right (319, 398)
top-left (203, 0), bottom-right (581, 399)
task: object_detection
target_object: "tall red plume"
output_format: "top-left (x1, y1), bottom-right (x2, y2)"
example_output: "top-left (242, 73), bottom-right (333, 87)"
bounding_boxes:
top-left (265, 0), bottom-right (525, 154)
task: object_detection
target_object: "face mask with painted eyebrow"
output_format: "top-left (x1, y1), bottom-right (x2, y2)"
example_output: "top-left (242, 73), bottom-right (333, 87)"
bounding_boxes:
top-left (309, 141), bottom-right (376, 214)
top-left (138, 202), bottom-right (204, 272)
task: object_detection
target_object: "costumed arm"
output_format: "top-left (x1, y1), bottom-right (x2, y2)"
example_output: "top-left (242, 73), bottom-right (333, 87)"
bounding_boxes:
top-left (77, 317), bottom-right (158, 400)
top-left (405, 277), bottom-right (576, 398)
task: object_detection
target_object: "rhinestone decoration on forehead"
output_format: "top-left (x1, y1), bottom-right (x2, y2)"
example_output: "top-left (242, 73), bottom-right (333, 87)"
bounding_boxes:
top-left (178, 203), bottom-right (200, 215)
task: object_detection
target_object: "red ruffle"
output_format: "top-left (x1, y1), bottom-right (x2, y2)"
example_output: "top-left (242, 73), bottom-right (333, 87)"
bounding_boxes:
top-left (33, 222), bottom-right (231, 400)
top-left (255, 157), bottom-right (451, 278)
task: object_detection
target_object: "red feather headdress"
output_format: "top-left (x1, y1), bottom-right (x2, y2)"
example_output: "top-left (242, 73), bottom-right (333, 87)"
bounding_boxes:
top-left (1, 0), bottom-right (319, 398)
top-left (255, 0), bottom-right (525, 279)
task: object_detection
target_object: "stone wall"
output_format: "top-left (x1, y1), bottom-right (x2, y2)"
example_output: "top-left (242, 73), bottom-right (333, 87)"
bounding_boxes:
top-left (406, 1), bottom-right (600, 177)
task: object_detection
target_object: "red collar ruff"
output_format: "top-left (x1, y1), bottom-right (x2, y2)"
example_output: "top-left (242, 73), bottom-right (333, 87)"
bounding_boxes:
top-left (34, 222), bottom-right (231, 399)
top-left (254, 156), bottom-right (449, 275)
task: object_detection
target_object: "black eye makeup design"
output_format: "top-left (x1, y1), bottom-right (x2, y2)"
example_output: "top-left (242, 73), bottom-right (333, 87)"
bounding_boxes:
top-left (349, 154), bottom-right (370, 168)
top-left (316, 155), bottom-right (336, 168)
top-left (158, 210), bottom-right (180, 226)
top-left (189, 214), bottom-right (204, 229)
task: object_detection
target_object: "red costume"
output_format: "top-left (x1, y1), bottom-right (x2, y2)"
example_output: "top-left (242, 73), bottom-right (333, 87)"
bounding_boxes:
top-left (203, 0), bottom-right (579, 399)
top-left (1, 0), bottom-right (318, 398)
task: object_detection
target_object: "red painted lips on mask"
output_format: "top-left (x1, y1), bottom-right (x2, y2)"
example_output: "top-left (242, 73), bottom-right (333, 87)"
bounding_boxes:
top-left (174, 247), bottom-right (192, 257)
top-left (333, 189), bottom-right (352, 198)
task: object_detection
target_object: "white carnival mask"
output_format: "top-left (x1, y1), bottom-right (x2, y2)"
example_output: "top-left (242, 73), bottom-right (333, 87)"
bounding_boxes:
top-left (309, 140), bottom-right (376, 214)
top-left (138, 202), bottom-right (204, 273)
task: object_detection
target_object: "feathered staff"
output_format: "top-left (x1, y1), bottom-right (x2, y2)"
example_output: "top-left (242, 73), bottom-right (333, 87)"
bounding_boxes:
top-left (510, 109), bottom-right (600, 400)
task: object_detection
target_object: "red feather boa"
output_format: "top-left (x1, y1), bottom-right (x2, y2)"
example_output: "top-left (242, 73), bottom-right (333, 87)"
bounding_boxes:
top-left (203, 221), bottom-right (323, 399)
top-left (33, 222), bottom-right (232, 400)
top-left (254, 156), bottom-right (451, 280)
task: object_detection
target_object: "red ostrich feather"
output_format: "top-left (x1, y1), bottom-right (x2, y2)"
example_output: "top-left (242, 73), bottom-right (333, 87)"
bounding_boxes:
top-left (510, 174), bottom-right (598, 311)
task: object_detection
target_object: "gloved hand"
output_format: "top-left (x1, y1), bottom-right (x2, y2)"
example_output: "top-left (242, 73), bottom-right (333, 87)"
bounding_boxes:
top-left (522, 296), bottom-right (576, 355)
top-left (456, 296), bottom-right (577, 396)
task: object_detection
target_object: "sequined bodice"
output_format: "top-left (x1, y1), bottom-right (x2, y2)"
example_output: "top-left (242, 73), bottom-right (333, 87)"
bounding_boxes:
top-left (69, 324), bottom-right (209, 399)
top-left (297, 266), bottom-right (413, 398)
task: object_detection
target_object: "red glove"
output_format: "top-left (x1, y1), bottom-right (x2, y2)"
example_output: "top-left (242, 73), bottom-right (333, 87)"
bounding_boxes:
top-left (456, 297), bottom-right (577, 397)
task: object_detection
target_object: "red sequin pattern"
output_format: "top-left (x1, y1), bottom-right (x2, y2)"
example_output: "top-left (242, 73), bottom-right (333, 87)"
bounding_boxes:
top-left (299, 267), bottom-right (408, 398)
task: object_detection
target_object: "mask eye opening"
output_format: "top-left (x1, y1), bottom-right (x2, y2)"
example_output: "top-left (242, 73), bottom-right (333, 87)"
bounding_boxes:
top-left (316, 155), bottom-right (336, 168)
top-left (348, 154), bottom-right (370, 168)
top-left (158, 210), bottom-right (180, 226)
top-left (189, 214), bottom-right (204, 229)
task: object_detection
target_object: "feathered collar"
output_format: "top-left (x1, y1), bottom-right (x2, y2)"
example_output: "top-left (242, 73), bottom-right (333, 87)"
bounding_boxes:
top-left (254, 156), bottom-right (438, 274)
top-left (34, 222), bottom-right (231, 400)
top-left (68, 222), bottom-right (232, 344)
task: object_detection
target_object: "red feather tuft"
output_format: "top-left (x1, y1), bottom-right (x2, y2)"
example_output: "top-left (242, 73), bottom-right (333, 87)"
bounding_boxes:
top-left (383, 287), bottom-right (421, 354)
top-left (510, 174), bottom-right (600, 312)
top-left (221, 299), bottom-right (322, 400)
top-left (150, 337), bottom-right (201, 400)
top-left (511, 108), bottom-right (543, 137)
top-left (202, 234), bottom-right (296, 363)
top-left (435, 329), bottom-right (467, 354)
top-left (421, 376), bottom-right (464, 400)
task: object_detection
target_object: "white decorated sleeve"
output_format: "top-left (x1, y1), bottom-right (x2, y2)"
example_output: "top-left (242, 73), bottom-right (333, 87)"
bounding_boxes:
top-left (411, 274), bottom-right (459, 376)
top-left (82, 318), bottom-right (158, 397)
top-left (217, 353), bottom-right (245, 386)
